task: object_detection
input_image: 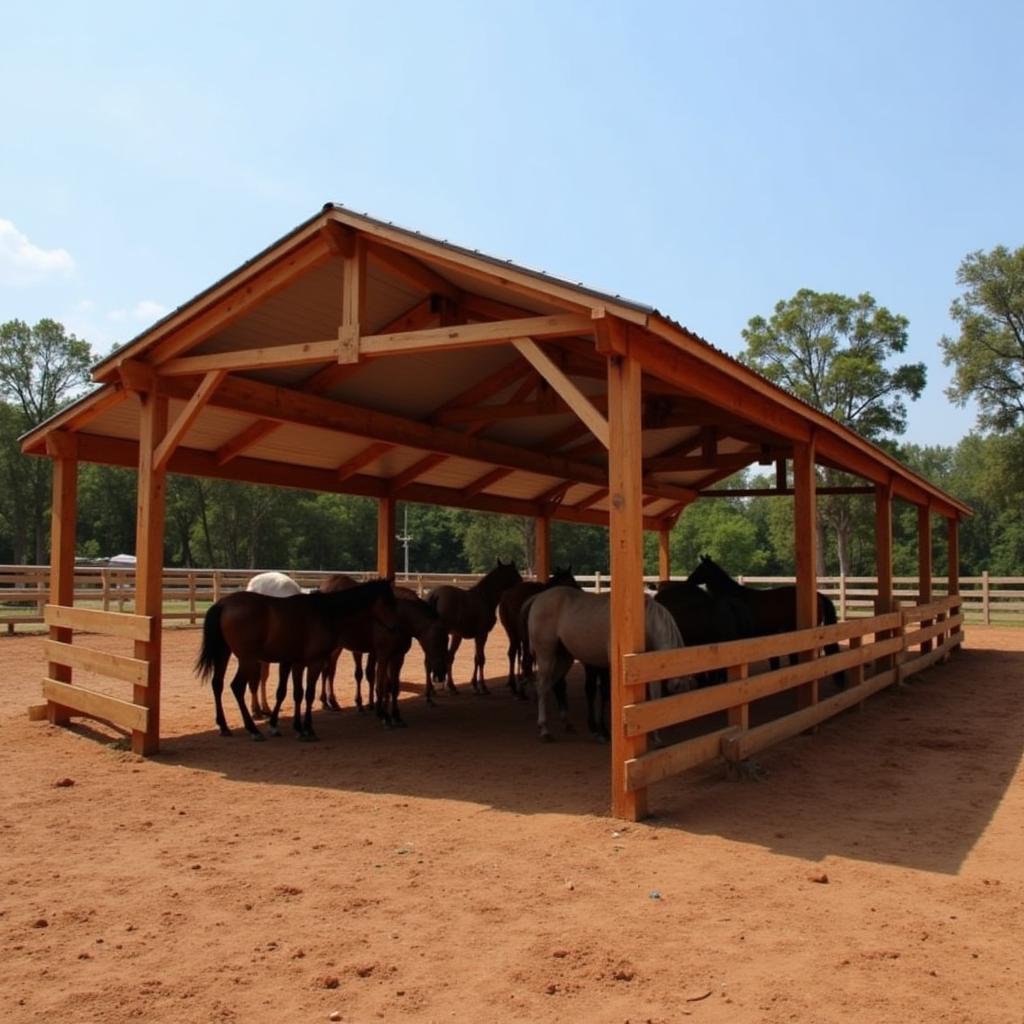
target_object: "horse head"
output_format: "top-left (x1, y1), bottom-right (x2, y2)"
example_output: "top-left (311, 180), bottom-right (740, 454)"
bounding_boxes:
top-left (547, 565), bottom-right (580, 589)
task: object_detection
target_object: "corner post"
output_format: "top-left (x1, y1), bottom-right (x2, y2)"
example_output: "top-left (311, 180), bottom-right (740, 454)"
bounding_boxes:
top-left (947, 515), bottom-right (961, 650)
top-left (45, 433), bottom-right (79, 724)
top-left (918, 504), bottom-right (933, 653)
top-left (134, 390), bottom-right (168, 755)
top-left (658, 527), bottom-right (671, 583)
top-left (793, 436), bottom-right (818, 709)
top-left (606, 323), bottom-right (647, 821)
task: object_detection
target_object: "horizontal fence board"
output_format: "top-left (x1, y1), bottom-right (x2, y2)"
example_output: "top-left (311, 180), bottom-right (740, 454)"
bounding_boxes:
top-left (625, 726), bottom-right (740, 791)
top-left (624, 612), bottom-right (902, 685)
top-left (42, 678), bottom-right (148, 733)
top-left (42, 640), bottom-right (149, 687)
top-left (624, 635), bottom-right (903, 738)
top-left (44, 604), bottom-right (153, 641)
top-left (720, 667), bottom-right (899, 763)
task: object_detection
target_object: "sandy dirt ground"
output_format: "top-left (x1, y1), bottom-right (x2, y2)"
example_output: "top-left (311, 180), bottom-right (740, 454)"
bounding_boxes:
top-left (1, 623), bottom-right (1023, 1024)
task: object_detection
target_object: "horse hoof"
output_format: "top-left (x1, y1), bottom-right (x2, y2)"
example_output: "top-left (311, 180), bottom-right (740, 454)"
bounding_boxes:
top-left (218, 729), bottom-right (232, 738)
top-left (251, 709), bottom-right (265, 720)
top-left (251, 732), bottom-right (266, 742)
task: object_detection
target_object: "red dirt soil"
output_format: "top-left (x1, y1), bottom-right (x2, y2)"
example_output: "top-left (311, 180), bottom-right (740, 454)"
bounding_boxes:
top-left (1, 624), bottom-right (1022, 1024)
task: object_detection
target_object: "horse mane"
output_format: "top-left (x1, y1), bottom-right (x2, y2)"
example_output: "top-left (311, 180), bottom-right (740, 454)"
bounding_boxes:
top-left (310, 577), bottom-right (394, 615)
top-left (644, 597), bottom-right (685, 650)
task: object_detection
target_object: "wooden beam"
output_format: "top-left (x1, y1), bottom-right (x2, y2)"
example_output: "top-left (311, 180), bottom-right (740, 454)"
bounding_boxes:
top-left (793, 437), bottom-right (818, 712)
top-left (658, 528), bottom-right (671, 581)
top-left (536, 480), bottom-right (572, 506)
top-left (947, 516), bottom-right (960, 597)
top-left (118, 359), bottom-right (156, 394)
top-left (464, 467), bottom-right (513, 497)
top-left (45, 445), bottom-right (78, 726)
top-left (918, 504), bottom-right (934, 655)
top-left (115, 229), bottom-right (338, 378)
top-left (336, 441), bottom-right (395, 482)
top-left (574, 487), bottom-right (607, 511)
top-left (360, 313), bottom-right (593, 359)
top-left (153, 370), bottom-right (225, 472)
top-left (607, 327), bottom-right (648, 822)
top-left (216, 419), bottom-right (281, 466)
top-left (388, 454), bottom-right (448, 494)
top-left (511, 337), bottom-right (609, 448)
top-left (377, 496), bottom-right (396, 579)
top-left (338, 232), bottom-right (367, 363)
top-left (366, 241), bottom-right (460, 299)
top-left (875, 479), bottom-right (894, 614)
top-left (535, 515), bottom-right (550, 581)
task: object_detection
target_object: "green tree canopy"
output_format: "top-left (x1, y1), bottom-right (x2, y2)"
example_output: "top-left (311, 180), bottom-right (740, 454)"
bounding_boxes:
top-left (941, 245), bottom-right (1024, 433)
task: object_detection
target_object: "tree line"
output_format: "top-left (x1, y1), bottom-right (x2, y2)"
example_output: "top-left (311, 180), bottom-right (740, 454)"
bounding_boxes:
top-left (2, 245), bottom-right (1022, 578)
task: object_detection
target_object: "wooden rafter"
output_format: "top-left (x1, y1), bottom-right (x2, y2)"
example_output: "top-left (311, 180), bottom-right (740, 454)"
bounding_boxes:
top-left (367, 241), bottom-right (460, 299)
top-left (336, 441), bottom-right (395, 482)
top-left (464, 468), bottom-right (513, 497)
top-left (573, 487), bottom-right (607, 511)
top-left (153, 370), bottom-right (226, 472)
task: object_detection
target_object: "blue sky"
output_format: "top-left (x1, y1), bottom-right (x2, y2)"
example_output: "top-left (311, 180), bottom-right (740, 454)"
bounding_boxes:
top-left (2, 0), bottom-right (1021, 446)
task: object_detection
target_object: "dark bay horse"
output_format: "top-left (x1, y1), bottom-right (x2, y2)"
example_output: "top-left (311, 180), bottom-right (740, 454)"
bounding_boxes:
top-left (686, 555), bottom-right (843, 683)
top-left (429, 559), bottom-right (522, 696)
top-left (316, 575), bottom-right (448, 722)
top-left (654, 579), bottom-right (745, 685)
top-left (498, 565), bottom-right (579, 697)
top-left (195, 578), bottom-right (397, 741)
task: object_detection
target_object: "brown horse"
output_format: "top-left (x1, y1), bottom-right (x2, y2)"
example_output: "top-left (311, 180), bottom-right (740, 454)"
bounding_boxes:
top-left (498, 566), bottom-right (579, 697)
top-left (195, 578), bottom-right (397, 741)
top-left (316, 575), bottom-right (448, 721)
top-left (428, 559), bottom-right (522, 695)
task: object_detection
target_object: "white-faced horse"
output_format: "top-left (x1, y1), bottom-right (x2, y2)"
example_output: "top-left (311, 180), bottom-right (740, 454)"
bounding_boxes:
top-left (245, 571), bottom-right (302, 717)
top-left (525, 587), bottom-right (689, 741)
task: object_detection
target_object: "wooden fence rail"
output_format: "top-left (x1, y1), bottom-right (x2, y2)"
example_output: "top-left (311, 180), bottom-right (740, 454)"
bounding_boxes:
top-left (620, 595), bottom-right (963, 801)
top-left (0, 567), bottom-right (1017, 631)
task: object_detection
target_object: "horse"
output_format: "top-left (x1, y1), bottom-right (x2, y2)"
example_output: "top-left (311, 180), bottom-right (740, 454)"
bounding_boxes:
top-left (428, 559), bottom-right (522, 696)
top-left (195, 578), bottom-right (398, 741)
top-left (686, 554), bottom-right (843, 684)
top-left (654, 579), bottom-right (746, 685)
top-left (497, 565), bottom-right (580, 697)
top-left (245, 571), bottom-right (302, 717)
top-left (316, 575), bottom-right (448, 721)
top-left (524, 587), bottom-right (690, 741)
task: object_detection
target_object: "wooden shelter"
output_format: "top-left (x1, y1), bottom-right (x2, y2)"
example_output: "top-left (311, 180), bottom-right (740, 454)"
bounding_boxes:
top-left (21, 204), bottom-right (971, 819)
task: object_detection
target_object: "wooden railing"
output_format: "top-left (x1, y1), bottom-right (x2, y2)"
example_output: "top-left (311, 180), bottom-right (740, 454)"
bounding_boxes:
top-left (620, 595), bottom-right (963, 800)
top-left (1, 566), bottom-right (1017, 632)
top-left (41, 604), bottom-right (155, 742)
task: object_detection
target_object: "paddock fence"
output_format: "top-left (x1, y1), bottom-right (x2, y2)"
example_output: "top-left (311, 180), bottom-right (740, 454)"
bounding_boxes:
top-left (621, 594), bottom-right (964, 801)
top-left (0, 565), bottom-right (1020, 633)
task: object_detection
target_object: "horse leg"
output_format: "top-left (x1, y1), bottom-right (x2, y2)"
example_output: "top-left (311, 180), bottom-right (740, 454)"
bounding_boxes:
top-left (445, 635), bottom-right (462, 695)
top-left (536, 651), bottom-right (573, 742)
top-left (301, 664), bottom-right (319, 741)
top-left (211, 658), bottom-right (232, 737)
top-left (320, 648), bottom-right (342, 711)
top-left (506, 633), bottom-right (518, 693)
top-left (268, 663), bottom-right (289, 736)
top-left (552, 675), bottom-right (573, 733)
top-left (389, 652), bottom-right (407, 726)
top-left (473, 636), bottom-right (489, 695)
top-left (290, 665), bottom-right (306, 738)
top-left (230, 660), bottom-right (265, 741)
top-left (250, 661), bottom-right (270, 718)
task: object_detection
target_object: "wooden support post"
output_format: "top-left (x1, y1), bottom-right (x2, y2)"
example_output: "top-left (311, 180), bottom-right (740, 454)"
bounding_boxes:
top-left (534, 515), bottom-right (550, 581)
top-left (874, 479), bottom-right (895, 676)
top-left (607, 331), bottom-right (647, 821)
top-left (792, 437), bottom-right (818, 711)
top-left (338, 231), bottom-right (366, 364)
top-left (45, 438), bottom-right (78, 725)
top-left (377, 496), bottom-right (396, 579)
top-left (133, 392), bottom-right (168, 755)
top-left (658, 527), bottom-right (671, 583)
top-left (918, 505), bottom-right (933, 653)
top-left (947, 516), bottom-right (961, 650)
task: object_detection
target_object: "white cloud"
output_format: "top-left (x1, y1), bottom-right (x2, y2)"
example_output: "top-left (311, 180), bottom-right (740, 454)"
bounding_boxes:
top-left (0, 219), bottom-right (75, 286)
top-left (107, 299), bottom-right (168, 324)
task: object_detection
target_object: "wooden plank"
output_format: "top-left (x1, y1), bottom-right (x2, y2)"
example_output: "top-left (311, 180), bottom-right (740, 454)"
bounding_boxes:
top-left (366, 240), bottom-right (460, 299)
top-left (607, 331), bottom-right (647, 821)
top-left (902, 596), bottom-right (959, 623)
top-left (534, 515), bottom-right (550, 582)
top-left (153, 370), bottom-right (226, 471)
top-left (215, 419), bottom-right (281, 465)
top-left (721, 666), bottom-right (900, 763)
top-left (44, 604), bottom-right (154, 642)
top-left (336, 441), bottom-right (395, 482)
top-left (42, 678), bottom-right (149, 733)
top-left (658, 528), bottom-right (671, 581)
top-left (904, 614), bottom-right (963, 648)
top-left (623, 637), bottom-right (900, 738)
top-left (901, 633), bottom-right (960, 678)
top-left (360, 313), bottom-right (593, 358)
top-left (625, 727), bottom-right (740, 791)
top-left (511, 337), bottom-right (609, 448)
top-left (625, 612), bottom-right (902, 685)
top-left (43, 639), bottom-right (149, 687)
top-left (46, 450), bottom-right (78, 725)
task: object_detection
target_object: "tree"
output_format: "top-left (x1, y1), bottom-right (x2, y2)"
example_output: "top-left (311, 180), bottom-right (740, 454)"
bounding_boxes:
top-left (941, 245), bottom-right (1024, 432)
top-left (0, 319), bottom-right (92, 562)
top-left (740, 289), bottom-right (926, 575)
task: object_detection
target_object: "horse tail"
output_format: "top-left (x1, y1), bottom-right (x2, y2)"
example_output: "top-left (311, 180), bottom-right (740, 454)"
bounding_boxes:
top-left (195, 600), bottom-right (229, 683)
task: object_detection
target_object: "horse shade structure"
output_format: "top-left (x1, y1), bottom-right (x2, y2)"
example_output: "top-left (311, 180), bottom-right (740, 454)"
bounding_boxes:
top-left (245, 570), bottom-right (302, 718)
top-left (428, 559), bottom-right (522, 696)
top-left (525, 588), bottom-right (689, 741)
top-left (195, 578), bottom-right (398, 741)
top-left (22, 203), bottom-right (971, 820)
